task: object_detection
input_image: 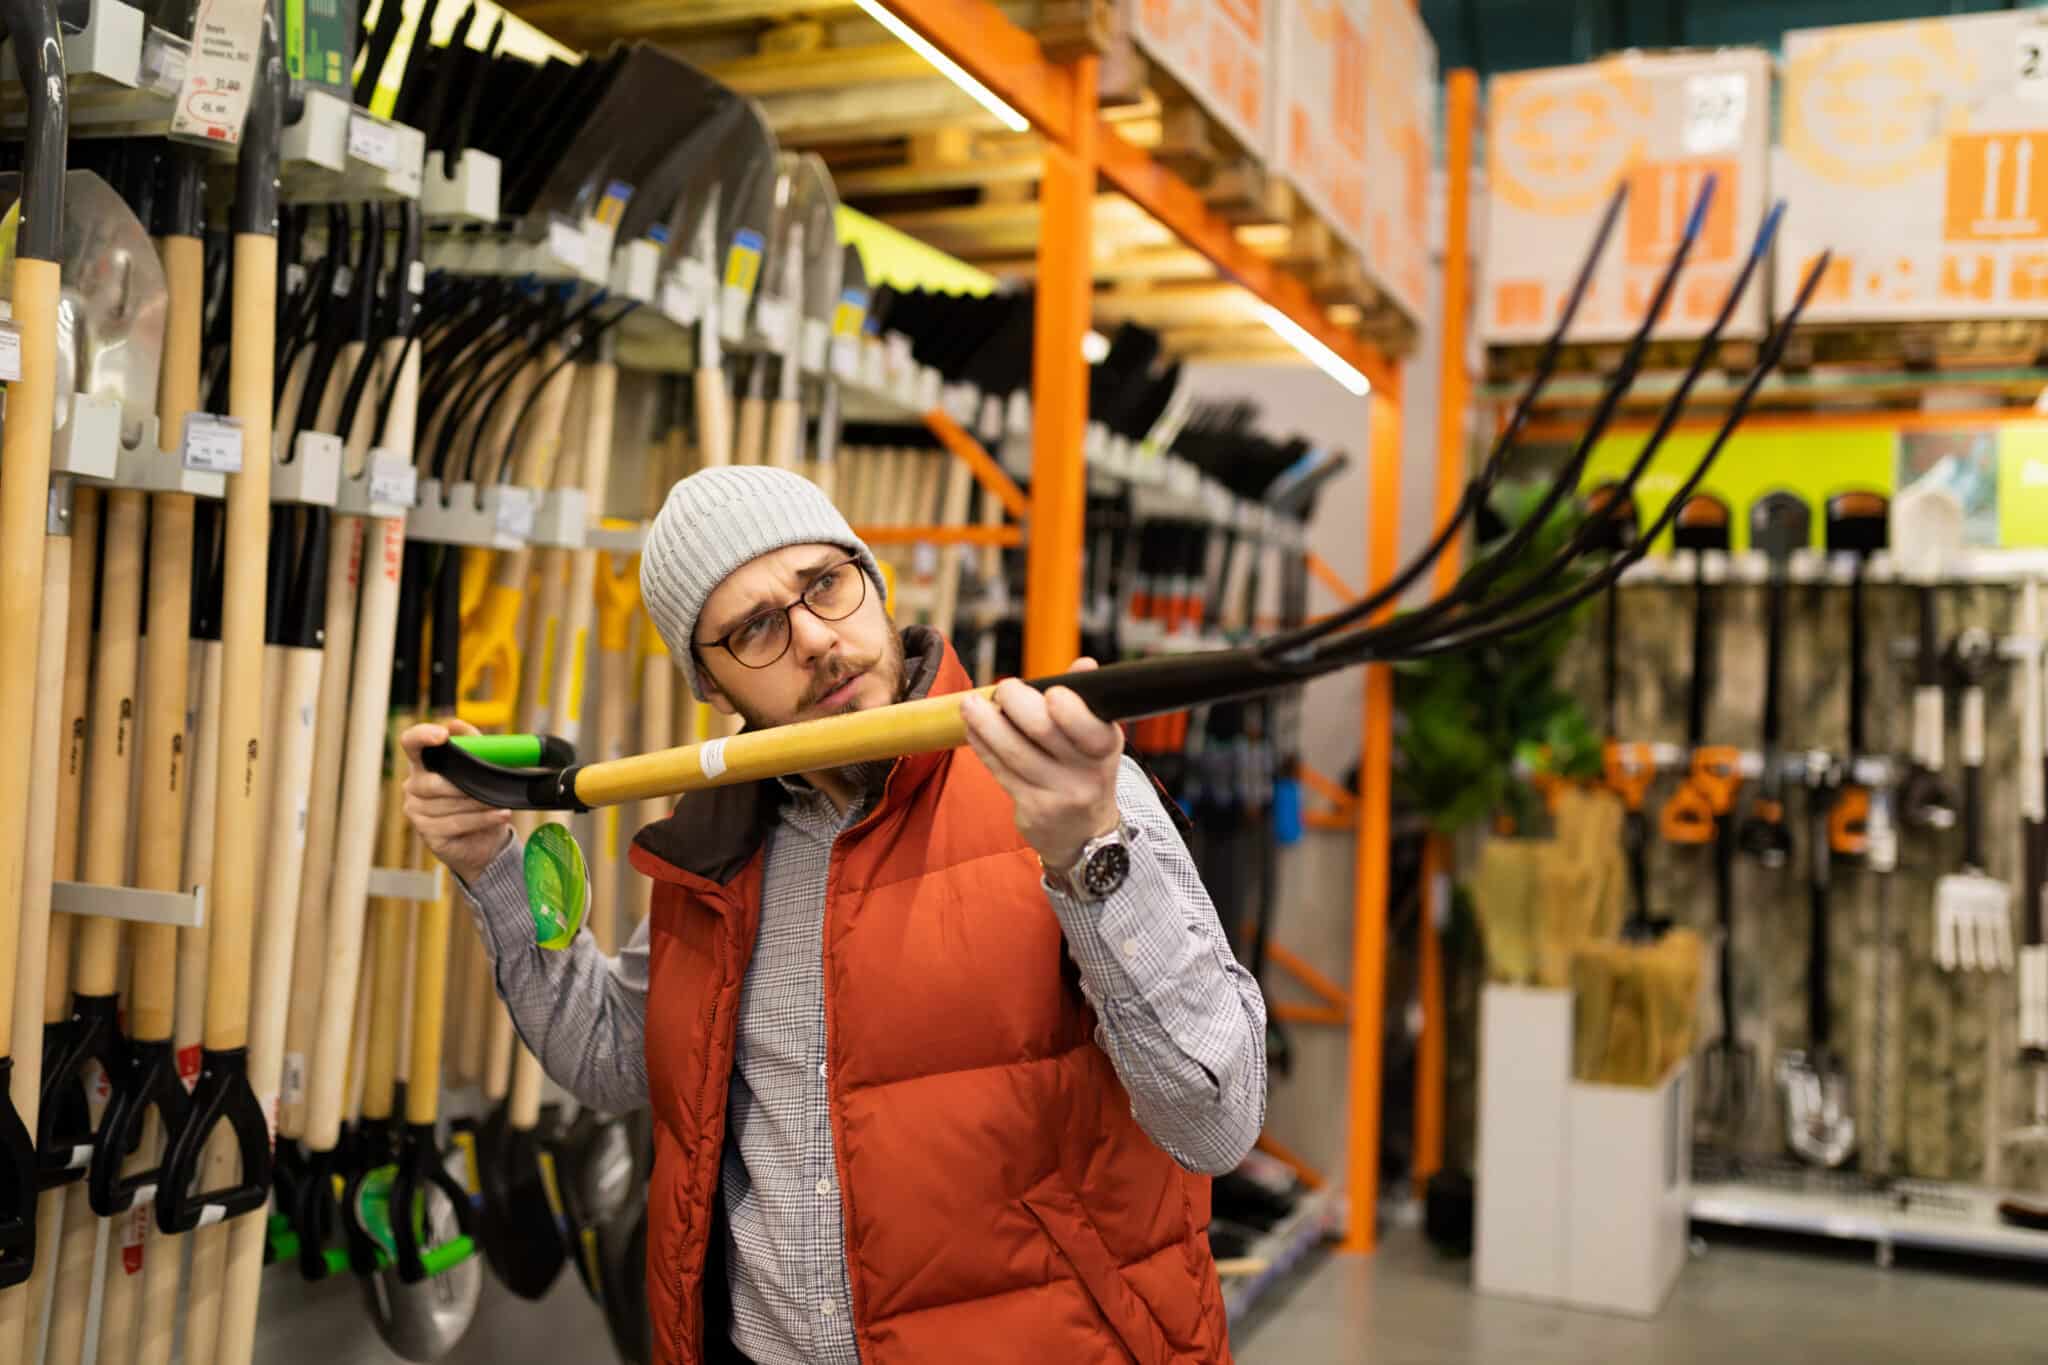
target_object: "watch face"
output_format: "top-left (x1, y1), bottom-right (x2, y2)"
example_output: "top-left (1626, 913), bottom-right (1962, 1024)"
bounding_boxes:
top-left (1082, 841), bottom-right (1131, 899)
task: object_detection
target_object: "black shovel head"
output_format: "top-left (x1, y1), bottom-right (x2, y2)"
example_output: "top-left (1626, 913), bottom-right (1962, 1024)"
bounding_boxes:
top-left (473, 1102), bottom-right (568, 1300)
top-left (1583, 480), bottom-right (1637, 556)
top-left (1751, 490), bottom-right (1812, 562)
top-left (1671, 490), bottom-right (1732, 554)
top-left (551, 1108), bottom-right (653, 1364)
top-left (1825, 490), bottom-right (1890, 554)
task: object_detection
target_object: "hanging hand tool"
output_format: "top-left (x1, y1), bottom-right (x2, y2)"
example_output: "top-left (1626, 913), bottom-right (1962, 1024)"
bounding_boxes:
top-left (2002, 586), bottom-right (2048, 1212)
top-left (1823, 493), bottom-right (1889, 862)
top-left (1781, 752), bottom-right (1858, 1168)
top-left (1588, 482), bottom-right (1656, 933)
top-left (1936, 628), bottom-right (2013, 972)
top-left (1894, 484), bottom-right (1964, 831)
top-left (1738, 491), bottom-right (1811, 869)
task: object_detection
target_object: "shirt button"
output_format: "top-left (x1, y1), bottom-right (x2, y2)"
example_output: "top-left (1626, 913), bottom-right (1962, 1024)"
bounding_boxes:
top-left (820, 1301), bottom-right (837, 1318)
top-left (816, 1178), bottom-right (833, 1196)
top-left (818, 1061), bottom-right (828, 1080)
top-left (1121, 937), bottom-right (1140, 961)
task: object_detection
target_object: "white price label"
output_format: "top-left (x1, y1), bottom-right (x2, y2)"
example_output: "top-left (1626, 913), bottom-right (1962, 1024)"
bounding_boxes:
top-left (755, 297), bottom-right (793, 351)
top-left (831, 335), bottom-right (859, 381)
top-left (547, 218), bottom-right (585, 272)
top-left (699, 737), bottom-right (729, 780)
top-left (660, 277), bottom-right (698, 326)
top-left (347, 114), bottom-right (401, 171)
top-left (280, 1053), bottom-right (305, 1108)
top-left (197, 1204), bottom-right (227, 1229)
top-left (367, 451), bottom-right (417, 510)
top-left (170, 0), bottom-right (265, 147)
top-left (494, 489), bottom-right (536, 540)
top-left (182, 413), bottom-right (244, 474)
top-left (682, 257), bottom-right (714, 298)
top-left (2022, 24), bottom-right (2048, 100)
top-left (0, 322), bottom-right (21, 383)
top-left (408, 260), bottom-right (427, 296)
top-left (1682, 73), bottom-right (1748, 155)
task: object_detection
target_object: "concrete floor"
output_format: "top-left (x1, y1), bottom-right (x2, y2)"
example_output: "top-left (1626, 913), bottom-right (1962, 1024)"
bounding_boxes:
top-left (230, 1221), bottom-right (2048, 1363)
top-left (1238, 1227), bottom-right (2048, 1365)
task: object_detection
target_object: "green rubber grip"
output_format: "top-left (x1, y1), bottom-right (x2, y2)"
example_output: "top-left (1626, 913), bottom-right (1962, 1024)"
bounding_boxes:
top-left (421, 1235), bottom-right (477, 1277)
top-left (450, 734), bottom-right (545, 766)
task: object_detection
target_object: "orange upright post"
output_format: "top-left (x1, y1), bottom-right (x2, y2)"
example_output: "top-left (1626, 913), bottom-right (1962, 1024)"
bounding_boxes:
top-left (1343, 380), bottom-right (1406, 1252)
top-left (1025, 55), bottom-right (1097, 676)
top-left (1413, 67), bottom-right (1478, 1199)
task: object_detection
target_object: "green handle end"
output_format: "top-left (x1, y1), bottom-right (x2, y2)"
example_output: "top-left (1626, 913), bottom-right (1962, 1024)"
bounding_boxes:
top-left (451, 734), bottom-right (545, 766)
top-left (421, 1235), bottom-right (477, 1277)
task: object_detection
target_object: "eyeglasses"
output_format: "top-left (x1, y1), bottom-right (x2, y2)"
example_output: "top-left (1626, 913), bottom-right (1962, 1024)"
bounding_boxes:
top-left (694, 558), bottom-right (867, 670)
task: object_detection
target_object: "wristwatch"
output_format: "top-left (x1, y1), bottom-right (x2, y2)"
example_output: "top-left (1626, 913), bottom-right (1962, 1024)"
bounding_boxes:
top-left (1042, 825), bottom-right (1132, 902)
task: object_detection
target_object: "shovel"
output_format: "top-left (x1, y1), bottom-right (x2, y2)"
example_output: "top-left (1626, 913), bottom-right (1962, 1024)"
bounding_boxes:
top-left (1893, 484), bottom-right (1963, 831)
top-left (1586, 482), bottom-right (1657, 933)
top-left (788, 154), bottom-right (843, 492)
top-left (2019, 582), bottom-right (2048, 1058)
top-left (1936, 628), bottom-right (2013, 972)
top-left (1737, 491), bottom-right (1810, 869)
top-left (735, 155), bottom-right (800, 467)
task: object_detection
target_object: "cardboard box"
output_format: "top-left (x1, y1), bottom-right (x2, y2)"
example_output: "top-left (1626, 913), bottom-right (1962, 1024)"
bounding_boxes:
top-left (1479, 49), bottom-right (1773, 346)
top-left (1363, 0), bottom-right (1435, 324)
top-left (287, 0), bottom-right (355, 102)
top-left (1779, 12), bottom-right (2048, 323)
top-left (1127, 0), bottom-right (1273, 159)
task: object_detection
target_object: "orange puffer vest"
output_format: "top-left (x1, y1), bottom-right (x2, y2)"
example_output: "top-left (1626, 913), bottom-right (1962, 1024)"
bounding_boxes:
top-left (627, 632), bottom-right (1234, 1365)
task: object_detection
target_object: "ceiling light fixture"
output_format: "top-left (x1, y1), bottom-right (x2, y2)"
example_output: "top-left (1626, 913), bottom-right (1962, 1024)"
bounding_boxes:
top-left (854, 0), bottom-right (1031, 133)
top-left (1257, 303), bottom-right (1371, 396)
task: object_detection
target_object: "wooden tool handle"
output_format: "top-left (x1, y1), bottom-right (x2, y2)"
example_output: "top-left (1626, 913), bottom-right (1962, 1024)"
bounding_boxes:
top-left (590, 652), bottom-right (631, 953)
top-left (304, 517), bottom-right (406, 1150)
top-left (484, 996), bottom-right (515, 1104)
top-left (695, 366), bottom-right (732, 469)
top-left (508, 1042), bottom-right (544, 1131)
top-left (41, 492), bottom-right (100, 1027)
top-left (634, 644), bottom-right (676, 926)
top-left (247, 646), bottom-right (326, 1131)
top-left (176, 640), bottom-right (223, 1085)
top-left (735, 392), bottom-right (767, 467)
top-left (767, 395), bottom-right (803, 472)
top-left (128, 488), bottom-right (198, 1040)
top-left (76, 486), bottom-right (147, 997)
top-left (203, 234), bottom-right (279, 1050)
top-left (359, 761), bottom-right (415, 1125)
top-left (278, 519), bottom-right (364, 1136)
top-left (405, 879), bottom-right (455, 1128)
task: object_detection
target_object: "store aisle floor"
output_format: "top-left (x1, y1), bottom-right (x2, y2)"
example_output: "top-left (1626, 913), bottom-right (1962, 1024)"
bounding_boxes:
top-left (1236, 1225), bottom-right (2048, 1364)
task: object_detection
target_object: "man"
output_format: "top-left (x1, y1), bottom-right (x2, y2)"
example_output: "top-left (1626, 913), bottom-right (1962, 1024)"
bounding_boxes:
top-left (403, 465), bottom-right (1265, 1365)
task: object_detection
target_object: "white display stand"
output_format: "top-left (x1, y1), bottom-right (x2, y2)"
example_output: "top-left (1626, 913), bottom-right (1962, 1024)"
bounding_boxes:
top-left (1474, 983), bottom-right (1691, 1318)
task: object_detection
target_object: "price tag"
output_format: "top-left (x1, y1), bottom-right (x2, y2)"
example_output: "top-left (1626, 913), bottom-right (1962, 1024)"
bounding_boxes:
top-left (495, 489), bottom-right (536, 541)
top-left (1682, 73), bottom-right (1748, 155)
top-left (2022, 23), bottom-right (2048, 100)
top-left (831, 335), bottom-right (859, 381)
top-left (280, 1053), bottom-right (306, 1110)
top-left (660, 276), bottom-right (699, 326)
top-left (170, 0), bottom-right (266, 147)
top-left (0, 322), bottom-right (21, 383)
top-left (347, 114), bottom-right (400, 171)
top-left (802, 317), bottom-right (830, 374)
top-left (547, 217), bottom-right (585, 273)
top-left (182, 413), bottom-right (244, 474)
top-left (367, 450), bottom-right (417, 511)
top-left (755, 297), bottom-right (793, 351)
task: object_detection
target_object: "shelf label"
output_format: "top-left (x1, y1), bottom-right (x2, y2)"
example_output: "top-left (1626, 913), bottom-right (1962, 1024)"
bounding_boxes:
top-left (366, 449), bottom-right (417, 512)
top-left (347, 113), bottom-right (401, 171)
top-left (0, 321), bottom-right (21, 383)
top-left (547, 217), bottom-right (585, 273)
top-left (494, 489), bottom-right (536, 541)
top-left (182, 413), bottom-right (244, 474)
top-left (722, 228), bottom-right (764, 330)
top-left (754, 297), bottom-right (793, 353)
top-left (171, 0), bottom-right (266, 147)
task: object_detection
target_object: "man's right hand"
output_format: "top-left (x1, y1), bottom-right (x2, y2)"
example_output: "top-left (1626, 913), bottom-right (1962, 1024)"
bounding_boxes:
top-left (402, 718), bottom-right (515, 886)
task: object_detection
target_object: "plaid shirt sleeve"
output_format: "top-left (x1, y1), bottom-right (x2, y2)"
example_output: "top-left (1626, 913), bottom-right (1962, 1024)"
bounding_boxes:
top-left (461, 831), bottom-right (651, 1115)
top-left (1043, 757), bottom-right (1269, 1176)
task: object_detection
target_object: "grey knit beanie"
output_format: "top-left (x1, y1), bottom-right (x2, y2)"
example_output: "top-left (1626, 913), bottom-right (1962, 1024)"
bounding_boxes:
top-left (640, 465), bottom-right (886, 700)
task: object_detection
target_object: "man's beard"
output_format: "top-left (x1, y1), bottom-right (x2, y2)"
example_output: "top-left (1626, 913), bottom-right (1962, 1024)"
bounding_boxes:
top-left (733, 625), bottom-right (909, 797)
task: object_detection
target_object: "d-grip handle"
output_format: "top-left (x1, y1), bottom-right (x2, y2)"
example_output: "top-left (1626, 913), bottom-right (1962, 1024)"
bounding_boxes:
top-left (288, 1142), bottom-right (349, 1281)
top-left (38, 992), bottom-right (121, 1188)
top-left (423, 733), bottom-right (583, 811)
top-left (90, 1037), bottom-right (194, 1216)
top-left (0, 1057), bottom-right (34, 1288)
top-left (390, 1121), bottom-right (479, 1283)
top-left (155, 1046), bottom-right (273, 1234)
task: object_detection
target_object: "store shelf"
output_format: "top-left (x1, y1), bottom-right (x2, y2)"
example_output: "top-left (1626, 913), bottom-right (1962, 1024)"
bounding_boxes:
top-left (1617, 547), bottom-right (2048, 588)
top-left (1219, 1185), bottom-right (1343, 1323)
top-left (1691, 1175), bottom-right (2048, 1268)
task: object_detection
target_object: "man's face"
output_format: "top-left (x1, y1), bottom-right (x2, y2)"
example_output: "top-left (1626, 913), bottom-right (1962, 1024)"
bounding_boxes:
top-left (693, 543), bottom-right (905, 731)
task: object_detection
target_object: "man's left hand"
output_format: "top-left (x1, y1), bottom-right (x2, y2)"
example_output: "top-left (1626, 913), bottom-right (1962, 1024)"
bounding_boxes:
top-left (960, 658), bottom-right (1123, 872)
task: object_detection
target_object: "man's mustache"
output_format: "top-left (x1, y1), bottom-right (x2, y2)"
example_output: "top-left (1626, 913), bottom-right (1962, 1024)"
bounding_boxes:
top-left (800, 656), bottom-right (875, 709)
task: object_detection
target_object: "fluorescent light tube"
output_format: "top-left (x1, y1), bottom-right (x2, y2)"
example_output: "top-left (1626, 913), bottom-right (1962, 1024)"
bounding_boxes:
top-left (1257, 303), bottom-right (1371, 396)
top-left (854, 0), bottom-right (1031, 133)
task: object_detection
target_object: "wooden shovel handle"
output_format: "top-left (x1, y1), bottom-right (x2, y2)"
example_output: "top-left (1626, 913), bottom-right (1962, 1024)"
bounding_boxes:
top-left (735, 393), bottom-right (767, 467)
top-left (767, 395), bottom-right (803, 472)
top-left (43, 492), bottom-right (100, 1026)
top-left (695, 367), bottom-right (731, 469)
top-left (359, 746), bottom-right (416, 1124)
top-left (76, 486), bottom-right (147, 998)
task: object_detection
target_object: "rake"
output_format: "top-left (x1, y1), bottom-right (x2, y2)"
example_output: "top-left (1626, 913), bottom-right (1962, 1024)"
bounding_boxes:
top-left (426, 180), bottom-right (1826, 828)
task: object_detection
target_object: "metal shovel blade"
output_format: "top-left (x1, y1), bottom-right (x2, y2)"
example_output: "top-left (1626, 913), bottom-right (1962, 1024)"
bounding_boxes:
top-left (1778, 1050), bottom-right (1856, 1168)
top-left (58, 169), bottom-right (168, 450)
top-left (359, 1161), bottom-right (483, 1362)
top-left (717, 99), bottom-right (781, 347)
top-left (790, 153), bottom-right (844, 377)
top-left (1892, 482), bottom-right (1964, 582)
top-left (1936, 869), bottom-right (2014, 972)
top-left (618, 74), bottom-right (740, 250)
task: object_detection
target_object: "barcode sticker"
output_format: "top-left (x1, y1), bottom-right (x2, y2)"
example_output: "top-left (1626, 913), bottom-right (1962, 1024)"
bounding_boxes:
top-left (1682, 73), bottom-right (1747, 154)
top-left (197, 1204), bottom-right (227, 1228)
top-left (699, 737), bottom-right (729, 780)
top-left (347, 114), bottom-right (400, 171)
top-left (0, 323), bottom-right (22, 382)
top-left (281, 1052), bottom-right (305, 1109)
top-left (755, 298), bottom-right (792, 351)
top-left (183, 413), bottom-right (244, 474)
top-left (367, 450), bottom-right (417, 511)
